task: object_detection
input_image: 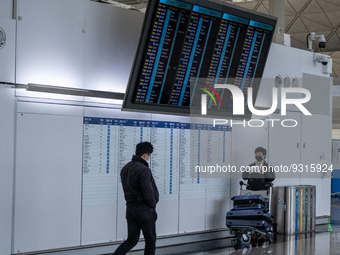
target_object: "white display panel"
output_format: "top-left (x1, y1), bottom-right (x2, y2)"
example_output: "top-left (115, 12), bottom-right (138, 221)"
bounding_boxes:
top-left (205, 127), bottom-right (232, 230)
top-left (116, 120), bottom-right (153, 239)
top-left (150, 120), bottom-right (180, 235)
top-left (82, 117), bottom-right (153, 243)
top-left (179, 123), bottom-right (232, 233)
top-left (14, 113), bottom-right (83, 253)
top-left (178, 123), bottom-right (207, 233)
top-left (151, 122), bottom-right (180, 201)
top-left (82, 118), bottom-right (119, 244)
top-left (82, 115), bottom-right (232, 240)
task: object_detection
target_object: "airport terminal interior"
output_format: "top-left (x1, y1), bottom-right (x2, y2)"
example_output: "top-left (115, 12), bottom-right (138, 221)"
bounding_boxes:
top-left (1, 0), bottom-right (340, 255)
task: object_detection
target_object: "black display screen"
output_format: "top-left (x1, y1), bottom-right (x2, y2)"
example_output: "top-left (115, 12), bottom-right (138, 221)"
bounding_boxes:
top-left (122, 0), bottom-right (277, 117)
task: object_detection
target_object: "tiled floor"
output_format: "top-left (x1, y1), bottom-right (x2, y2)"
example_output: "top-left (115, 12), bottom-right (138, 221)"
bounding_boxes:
top-left (184, 228), bottom-right (340, 254)
top-left (123, 198), bottom-right (340, 255)
top-left (121, 225), bottom-right (340, 255)
top-left (144, 226), bottom-right (340, 255)
top-left (51, 200), bottom-right (340, 255)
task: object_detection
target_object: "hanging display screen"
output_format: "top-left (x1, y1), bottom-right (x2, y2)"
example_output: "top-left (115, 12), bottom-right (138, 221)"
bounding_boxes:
top-left (122, 0), bottom-right (277, 117)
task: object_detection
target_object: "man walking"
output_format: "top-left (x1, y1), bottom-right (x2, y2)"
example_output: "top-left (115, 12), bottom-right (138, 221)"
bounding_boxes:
top-left (113, 142), bottom-right (159, 255)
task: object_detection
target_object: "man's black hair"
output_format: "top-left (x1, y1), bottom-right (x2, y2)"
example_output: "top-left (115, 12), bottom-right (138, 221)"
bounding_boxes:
top-left (255, 147), bottom-right (267, 156)
top-left (136, 142), bottom-right (154, 157)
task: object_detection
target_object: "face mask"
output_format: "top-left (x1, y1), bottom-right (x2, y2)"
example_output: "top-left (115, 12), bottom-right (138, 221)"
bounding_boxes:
top-left (255, 155), bottom-right (263, 162)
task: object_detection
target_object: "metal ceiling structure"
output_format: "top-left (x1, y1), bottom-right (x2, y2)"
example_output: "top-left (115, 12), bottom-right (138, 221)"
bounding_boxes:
top-left (231, 0), bottom-right (340, 85)
top-left (99, 0), bottom-right (340, 83)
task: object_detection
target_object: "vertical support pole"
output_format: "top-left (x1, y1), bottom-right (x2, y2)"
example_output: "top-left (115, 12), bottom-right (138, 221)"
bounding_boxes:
top-left (269, 0), bottom-right (285, 45)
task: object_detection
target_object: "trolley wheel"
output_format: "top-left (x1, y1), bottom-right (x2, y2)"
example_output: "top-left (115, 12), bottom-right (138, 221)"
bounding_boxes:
top-left (268, 237), bottom-right (273, 244)
top-left (267, 234), bottom-right (274, 244)
top-left (238, 233), bottom-right (251, 245)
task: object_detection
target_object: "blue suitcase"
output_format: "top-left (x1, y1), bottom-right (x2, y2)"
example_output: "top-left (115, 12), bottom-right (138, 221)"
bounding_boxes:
top-left (232, 195), bottom-right (268, 207)
top-left (232, 195), bottom-right (269, 211)
top-left (226, 219), bottom-right (273, 232)
top-left (232, 204), bottom-right (266, 211)
top-left (226, 209), bottom-right (272, 223)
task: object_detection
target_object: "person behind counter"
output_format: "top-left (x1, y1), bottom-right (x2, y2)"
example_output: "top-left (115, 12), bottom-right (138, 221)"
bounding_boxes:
top-left (242, 147), bottom-right (275, 190)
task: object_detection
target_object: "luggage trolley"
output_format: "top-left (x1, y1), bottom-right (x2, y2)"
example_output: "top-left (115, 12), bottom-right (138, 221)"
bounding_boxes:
top-left (226, 181), bottom-right (274, 248)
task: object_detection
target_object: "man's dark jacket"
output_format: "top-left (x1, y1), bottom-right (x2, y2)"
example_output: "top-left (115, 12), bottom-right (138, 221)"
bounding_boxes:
top-left (120, 155), bottom-right (159, 209)
top-left (242, 160), bottom-right (275, 190)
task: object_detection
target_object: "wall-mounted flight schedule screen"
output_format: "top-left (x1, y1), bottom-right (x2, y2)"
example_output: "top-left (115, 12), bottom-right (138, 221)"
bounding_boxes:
top-left (123, 0), bottom-right (277, 117)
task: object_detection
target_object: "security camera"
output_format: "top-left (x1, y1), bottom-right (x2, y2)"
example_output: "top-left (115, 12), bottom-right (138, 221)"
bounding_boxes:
top-left (317, 35), bottom-right (326, 49)
top-left (307, 32), bottom-right (326, 51)
top-left (315, 54), bottom-right (330, 65)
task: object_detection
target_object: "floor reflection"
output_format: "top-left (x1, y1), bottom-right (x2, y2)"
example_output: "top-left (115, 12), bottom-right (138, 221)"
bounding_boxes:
top-left (178, 199), bottom-right (340, 255)
top-left (127, 200), bottom-right (340, 255)
top-left (181, 226), bottom-right (340, 255)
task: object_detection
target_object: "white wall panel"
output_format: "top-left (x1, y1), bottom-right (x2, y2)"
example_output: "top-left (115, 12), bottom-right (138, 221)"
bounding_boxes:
top-left (0, 85), bottom-right (15, 255)
top-left (179, 198), bottom-right (206, 233)
top-left (16, 100), bottom-right (84, 116)
top-left (15, 0), bottom-right (85, 91)
top-left (14, 113), bottom-right (83, 253)
top-left (268, 112), bottom-right (302, 183)
top-left (83, 1), bottom-right (144, 95)
top-left (0, 18), bottom-right (16, 83)
top-left (301, 114), bottom-right (332, 216)
top-left (302, 73), bottom-right (332, 115)
top-left (265, 44), bottom-right (301, 74)
top-left (0, 0), bottom-right (13, 19)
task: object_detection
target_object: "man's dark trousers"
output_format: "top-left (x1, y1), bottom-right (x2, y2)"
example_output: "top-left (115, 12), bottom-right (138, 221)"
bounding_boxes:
top-left (113, 205), bottom-right (157, 255)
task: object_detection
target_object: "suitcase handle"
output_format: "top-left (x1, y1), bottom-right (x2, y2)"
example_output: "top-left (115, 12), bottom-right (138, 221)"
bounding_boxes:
top-left (239, 181), bottom-right (249, 189)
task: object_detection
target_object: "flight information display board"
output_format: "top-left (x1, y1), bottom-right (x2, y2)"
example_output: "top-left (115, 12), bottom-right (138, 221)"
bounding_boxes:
top-left (82, 116), bottom-right (232, 241)
top-left (82, 117), bottom-right (231, 204)
top-left (123, 0), bottom-right (277, 117)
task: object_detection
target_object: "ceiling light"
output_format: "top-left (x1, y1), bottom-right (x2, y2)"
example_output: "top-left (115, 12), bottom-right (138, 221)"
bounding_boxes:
top-left (27, 83), bottom-right (124, 100)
